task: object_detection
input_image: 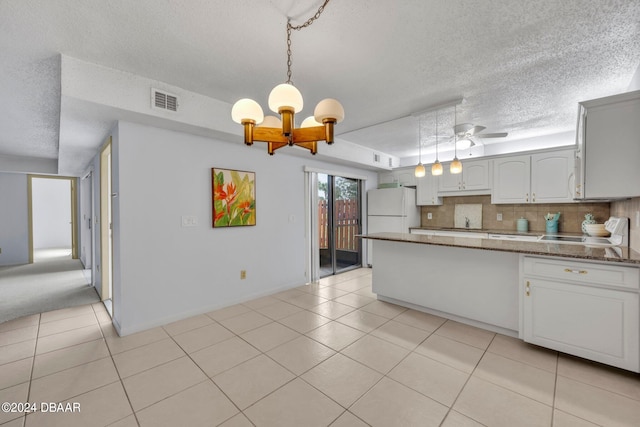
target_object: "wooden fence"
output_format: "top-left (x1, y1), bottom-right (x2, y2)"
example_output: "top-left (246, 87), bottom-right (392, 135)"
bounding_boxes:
top-left (318, 199), bottom-right (359, 251)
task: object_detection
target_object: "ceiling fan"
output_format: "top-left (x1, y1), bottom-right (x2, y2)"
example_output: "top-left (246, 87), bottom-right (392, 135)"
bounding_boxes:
top-left (453, 123), bottom-right (508, 149)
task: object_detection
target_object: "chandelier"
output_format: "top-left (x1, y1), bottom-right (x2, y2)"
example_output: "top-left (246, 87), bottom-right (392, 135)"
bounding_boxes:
top-left (231, 0), bottom-right (344, 155)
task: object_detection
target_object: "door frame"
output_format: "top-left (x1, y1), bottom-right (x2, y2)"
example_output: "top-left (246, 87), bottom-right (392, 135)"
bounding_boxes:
top-left (304, 166), bottom-right (367, 282)
top-left (100, 137), bottom-right (113, 302)
top-left (27, 174), bottom-right (78, 263)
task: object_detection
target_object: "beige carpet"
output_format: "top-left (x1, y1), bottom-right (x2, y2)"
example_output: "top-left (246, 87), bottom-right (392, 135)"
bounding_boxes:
top-left (0, 250), bottom-right (100, 324)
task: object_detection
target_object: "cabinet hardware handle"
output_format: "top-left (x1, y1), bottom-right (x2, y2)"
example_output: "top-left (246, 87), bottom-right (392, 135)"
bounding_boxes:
top-left (526, 193), bottom-right (529, 203)
top-left (564, 268), bottom-right (587, 274)
top-left (525, 281), bottom-right (530, 297)
top-left (532, 192), bottom-right (536, 202)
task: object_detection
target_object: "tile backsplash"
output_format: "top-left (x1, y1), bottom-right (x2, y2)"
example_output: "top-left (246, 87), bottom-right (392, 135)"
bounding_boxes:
top-left (420, 195), bottom-right (610, 234)
top-left (611, 197), bottom-right (640, 252)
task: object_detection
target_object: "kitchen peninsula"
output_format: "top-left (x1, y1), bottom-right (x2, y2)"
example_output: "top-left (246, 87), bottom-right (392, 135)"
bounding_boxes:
top-left (361, 232), bottom-right (640, 372)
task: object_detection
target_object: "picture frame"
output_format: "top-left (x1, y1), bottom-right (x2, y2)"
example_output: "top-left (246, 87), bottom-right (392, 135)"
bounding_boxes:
top-left (211, 168), bottom-right (256, 227)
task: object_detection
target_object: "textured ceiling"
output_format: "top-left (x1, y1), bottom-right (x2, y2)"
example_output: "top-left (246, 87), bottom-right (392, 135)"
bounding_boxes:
top-left (0, 0), bottom-right (639, 173)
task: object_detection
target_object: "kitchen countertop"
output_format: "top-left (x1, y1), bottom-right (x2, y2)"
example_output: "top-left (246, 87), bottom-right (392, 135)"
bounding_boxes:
top-left (360, 232), bottom-right (640, 265)
top-left (409, 226), bottom-right (545, 237)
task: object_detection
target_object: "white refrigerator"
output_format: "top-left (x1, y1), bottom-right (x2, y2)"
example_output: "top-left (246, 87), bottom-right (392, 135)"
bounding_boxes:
top-left (367, 187), bottom-right (420, 266)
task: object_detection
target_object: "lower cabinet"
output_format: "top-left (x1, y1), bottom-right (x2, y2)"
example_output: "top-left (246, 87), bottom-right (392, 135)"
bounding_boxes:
top-left (521, 256), bottom-right (639, 372)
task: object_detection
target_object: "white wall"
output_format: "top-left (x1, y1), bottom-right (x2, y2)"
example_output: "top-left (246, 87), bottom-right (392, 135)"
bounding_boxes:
top-left (31, 178), bottom-right (71, 250)
top-left (111, 121), bottom-right (378, 335)
top-left (628, 63), bottom-right (640, 91)
top-left (0, 173), bottom-right (29, 266)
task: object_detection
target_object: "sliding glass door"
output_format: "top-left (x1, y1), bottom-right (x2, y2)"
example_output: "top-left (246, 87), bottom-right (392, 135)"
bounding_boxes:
top-left (318, 174), bottom-right (362, 277)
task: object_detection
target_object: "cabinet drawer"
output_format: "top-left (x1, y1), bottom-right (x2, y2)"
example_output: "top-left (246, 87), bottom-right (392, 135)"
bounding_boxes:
top-left (523, 256), bottom-right (639, 290)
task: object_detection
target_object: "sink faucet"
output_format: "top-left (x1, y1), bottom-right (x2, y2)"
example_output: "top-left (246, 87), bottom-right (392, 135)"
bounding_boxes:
top-left (465, 216), bottom-right (470, 229)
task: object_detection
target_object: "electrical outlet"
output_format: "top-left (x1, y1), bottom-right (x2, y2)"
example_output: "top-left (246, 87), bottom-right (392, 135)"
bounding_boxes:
top-left (240, 270), bottom-right (246, 280)
top-left (427, 213), bottom-right (433, 220)
top-left (497, 213), bottom-right (503, 221)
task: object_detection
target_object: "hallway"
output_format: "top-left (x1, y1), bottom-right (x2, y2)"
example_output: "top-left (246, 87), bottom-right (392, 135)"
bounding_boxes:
top-left (0, 249), bottom-right (99, 324)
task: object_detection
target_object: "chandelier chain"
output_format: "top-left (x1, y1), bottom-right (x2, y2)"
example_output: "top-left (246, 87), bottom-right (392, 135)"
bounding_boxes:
top-left (286, 0), bottom-right (332, 84)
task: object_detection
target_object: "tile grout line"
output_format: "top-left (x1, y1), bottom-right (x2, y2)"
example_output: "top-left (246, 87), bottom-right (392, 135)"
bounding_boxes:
top-left (438, 332), bottom-right (496, 426)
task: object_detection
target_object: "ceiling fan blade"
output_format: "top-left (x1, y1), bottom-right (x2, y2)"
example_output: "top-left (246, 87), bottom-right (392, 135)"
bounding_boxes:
top-left (453, 123), bottom-right (474, 135)
top-left (478, 132), bottom-right (508, 138)
top-left (467, 125), bottom-right (486, 136)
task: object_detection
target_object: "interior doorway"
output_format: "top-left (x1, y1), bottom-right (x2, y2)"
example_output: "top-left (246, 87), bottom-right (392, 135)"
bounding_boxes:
top-left (28, 175), bottom-right (77, 263)
top-left (318, 173), bottom-right (362, 277)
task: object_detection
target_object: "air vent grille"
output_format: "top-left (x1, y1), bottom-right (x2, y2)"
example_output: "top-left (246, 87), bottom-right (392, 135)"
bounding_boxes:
top-left (151, 88), bottom-right (178, 112)
top-left (373, 153), bottom-right (380, 163)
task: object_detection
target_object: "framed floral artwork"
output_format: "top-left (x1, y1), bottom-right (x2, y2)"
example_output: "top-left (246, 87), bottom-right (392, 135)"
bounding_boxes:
top-left (211, 168), bottom-right (256, 227)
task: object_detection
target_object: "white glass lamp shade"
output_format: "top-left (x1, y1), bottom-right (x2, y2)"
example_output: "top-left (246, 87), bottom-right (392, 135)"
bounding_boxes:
top-left (268, 83), bottom-right (303, 113)
top-left (258, 115), bottom-right (282, 128)
top-left (314, 98), bottom-right (345, 123)
top-left (450, 157), bottom-right (463, 174)
top-left (414, 163), bottom-right (426, 178)
top-left (431, 160), bottom-right (443, 176)
top-left (301, 116), bottom-right (322, 128)
top-left (456, 138), bottom-right (472, 150)
top-left (231, 98), bottom-right (264, 124)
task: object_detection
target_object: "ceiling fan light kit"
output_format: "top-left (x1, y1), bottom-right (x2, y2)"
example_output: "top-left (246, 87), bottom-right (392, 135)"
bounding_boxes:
top-left (230, 0), bottom-right (344, 155)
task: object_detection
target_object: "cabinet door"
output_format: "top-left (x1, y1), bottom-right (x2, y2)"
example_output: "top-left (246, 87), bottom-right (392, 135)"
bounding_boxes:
top-left (462, 160), bottom-right (490, 190)
top-left (522, 278), bottom-right (639, 372)
top-left (580, 92), bottom-right (640, 198)
top-left (378, 172), bottom-right (395, 185)
top-left (438, 165), bottom-right (462, 192)
top-left (491, 155), bottom-right (531, 204)
top-left (396, 170), bottom-right (417, 187)
top-left (531, 150), bottom-right (575, 203)
top-left (416, 174), bottom-right (442, 205)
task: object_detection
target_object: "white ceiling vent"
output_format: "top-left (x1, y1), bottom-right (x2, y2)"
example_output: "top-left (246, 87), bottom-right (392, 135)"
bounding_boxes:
top-left (151, 88), bottom-right (178, 112)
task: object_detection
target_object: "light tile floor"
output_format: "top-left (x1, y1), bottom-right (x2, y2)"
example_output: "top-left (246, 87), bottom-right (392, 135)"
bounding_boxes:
top-left (1, 268), bottom-right (640, 426)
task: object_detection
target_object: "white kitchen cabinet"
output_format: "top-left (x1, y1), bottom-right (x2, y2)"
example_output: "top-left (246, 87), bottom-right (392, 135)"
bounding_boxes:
top-left (438, 159), bottom-right (490, 194)
top-left (378, 167), bottom-right (416, 187)
top-left (576, 90), bottom-right (640, 199)
top-left (521, 256), bottom-right (639, 372)
top-left (415, 173), bottom-right (442, 205)
top-left (492, 149), bottom-right (575, 204)
top-left (492, 155), bottom-right (530, 203)
top-left (531, 150), bottom-right (575, 203)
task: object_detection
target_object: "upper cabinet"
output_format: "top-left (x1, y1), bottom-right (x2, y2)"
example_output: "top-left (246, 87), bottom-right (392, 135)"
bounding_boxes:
top-left (378, 167), bottom-right (416, 188)
top-left (438, 159), bottom-right (491, 194)
top-left (531, 150), bottom-right (576, 203)
top-left (575, 90), bottom-right (640, 199)
top-left (492, 149), bottom-right (576, 204)
top-left (416, 173), bottom-right (442, 206)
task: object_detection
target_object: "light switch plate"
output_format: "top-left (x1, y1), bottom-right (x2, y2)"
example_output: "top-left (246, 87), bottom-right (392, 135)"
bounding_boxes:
top-left (181, 215), bottom-right (198, 227)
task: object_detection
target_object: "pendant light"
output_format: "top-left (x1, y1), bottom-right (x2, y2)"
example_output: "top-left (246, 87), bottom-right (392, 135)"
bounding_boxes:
top-left (431, 109), bottom-right (443, 176)
top-left (414, 116), bottom-right (426, 177)
top-left (450, 105), bottom-right (463, 174)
